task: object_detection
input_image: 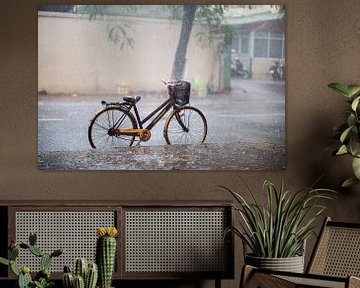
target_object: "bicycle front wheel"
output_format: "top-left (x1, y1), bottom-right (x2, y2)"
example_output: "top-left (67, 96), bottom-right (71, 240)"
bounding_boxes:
top-left (164, 106), bottom-right (207, 145)
top-left (88, 106), bottom-right (137, 148)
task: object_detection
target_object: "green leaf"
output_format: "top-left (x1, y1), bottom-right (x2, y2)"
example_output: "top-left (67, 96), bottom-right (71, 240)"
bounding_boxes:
top-left (352, 157), bottom-right (360, 179)
top-left (349, 135), bottom-right (360, 156)
top-left (351, 96), bottom-right (360, 111)
top-left (340, 126), bottom-right (353, 143)
top-left (347, 85), bottom-right (360, 97)
top-left (342, 177), bottom-right (360, 187)
top-left (336, 144), bottom-right (348, 155)
top-left (328, 83), bottom-right (351, 97)
top-left (347, 114), bottom-right (356, 128)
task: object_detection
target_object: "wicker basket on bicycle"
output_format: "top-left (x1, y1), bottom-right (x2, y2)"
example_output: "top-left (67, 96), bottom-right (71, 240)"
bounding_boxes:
top-left (172, 81), bottom-right (191, 106)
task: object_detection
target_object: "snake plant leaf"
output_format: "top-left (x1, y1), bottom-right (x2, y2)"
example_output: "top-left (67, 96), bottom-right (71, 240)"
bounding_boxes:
top-left (352, 157), bottom-right (360, 179)
top-left (351, 96), bottom-right (360, 111)
top-left (328, 83), bottom-right (351, 97)
top-left (342, 177), bottom-right (360, 188)
top-left (336, 144), bottom-right (348, 155)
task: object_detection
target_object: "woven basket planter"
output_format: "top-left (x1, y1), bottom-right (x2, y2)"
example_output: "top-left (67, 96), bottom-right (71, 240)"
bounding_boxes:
top-left (245, 254), bottom-right (305, 273)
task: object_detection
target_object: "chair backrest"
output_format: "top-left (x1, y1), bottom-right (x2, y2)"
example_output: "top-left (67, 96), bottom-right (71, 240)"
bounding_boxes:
top-left (307, 217), bottom-right (360, 277)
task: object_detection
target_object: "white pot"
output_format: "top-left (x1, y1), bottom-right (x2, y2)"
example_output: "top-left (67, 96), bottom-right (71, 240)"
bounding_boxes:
top-left (245, 254), bottom-right (305, 273)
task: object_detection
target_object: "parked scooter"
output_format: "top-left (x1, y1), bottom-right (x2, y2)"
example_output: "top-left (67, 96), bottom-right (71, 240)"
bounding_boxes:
top-left (270, 60), bottom-right (285, 81)
top-left (231, 58), bottom-right (251, 79)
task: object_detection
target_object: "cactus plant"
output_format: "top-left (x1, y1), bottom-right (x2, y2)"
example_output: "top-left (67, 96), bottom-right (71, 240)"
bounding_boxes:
top-left (0, 232), bottom-right (63, 288)
top-left (74, 258), bottom-right (88, 279)
top-left (85, 262), bottom-right (98, 288)
top-left (74, 275), bottom-right (85, 288)
top-left (96, 227), bottom-right (118, 288)
top-left (63, 272), bottom-right (74, 288)
top-left (40, 253), bottom-right (52, 270)
top-left (29, 232), bottom-right (37, 246)
top-left (29, 245), bottom-right (45, 257)
top-left (10, 260), bottom-right (21, 276)
top-left (19, 267), bottom-right (32, 288)
top-left (0, 257), bottom-right (9, 266)
top-left (62, 259), bottom-right (98, 288)
top-left (35, 267), bottom-right (51, 282)
top-left (9, 246), bottom-right (20, 260)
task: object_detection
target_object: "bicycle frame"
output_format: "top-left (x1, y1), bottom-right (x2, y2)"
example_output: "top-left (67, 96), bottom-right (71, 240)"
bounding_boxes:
top-left (123, 96), bottom-right (175, 131)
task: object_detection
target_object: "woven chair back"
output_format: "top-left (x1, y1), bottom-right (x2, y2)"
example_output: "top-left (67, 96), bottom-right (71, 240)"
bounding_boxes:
top-left (307, 218), bottom-right (360, 278)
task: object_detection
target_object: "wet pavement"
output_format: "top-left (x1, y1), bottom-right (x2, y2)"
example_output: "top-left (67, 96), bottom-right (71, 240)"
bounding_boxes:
top-left (38, 79), bottom-right (285, 170)
top-left (38, 79), bottom-right (285, 151)
top-left (38, 141), bottom-right (285, 170)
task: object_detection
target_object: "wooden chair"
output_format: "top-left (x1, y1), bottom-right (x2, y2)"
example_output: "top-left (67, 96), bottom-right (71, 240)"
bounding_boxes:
top-left (241, 217), bottom-right (360, 288)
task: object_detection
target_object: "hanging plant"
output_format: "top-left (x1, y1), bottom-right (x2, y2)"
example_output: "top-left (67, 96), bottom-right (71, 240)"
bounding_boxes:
top-left (328, 83), bottom-right (360, 187)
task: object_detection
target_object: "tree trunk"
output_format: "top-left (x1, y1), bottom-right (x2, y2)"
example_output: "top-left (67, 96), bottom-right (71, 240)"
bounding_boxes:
top-left (171, 5), bottom-right (197, 80)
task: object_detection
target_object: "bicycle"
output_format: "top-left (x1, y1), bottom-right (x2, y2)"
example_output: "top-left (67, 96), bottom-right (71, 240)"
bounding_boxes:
top-left (88, 80), bottom-right (208, 148)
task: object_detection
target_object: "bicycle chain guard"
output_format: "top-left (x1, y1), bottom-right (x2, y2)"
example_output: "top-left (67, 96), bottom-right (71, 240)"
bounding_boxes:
top-left (117, 128), bottom-right (151, 142)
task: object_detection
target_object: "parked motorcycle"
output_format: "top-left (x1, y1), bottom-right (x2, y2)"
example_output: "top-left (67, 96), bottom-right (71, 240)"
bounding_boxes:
top-left (231, 58), bottom-right (251, 79)
top-left (270, 60), bottom-right (285, 81)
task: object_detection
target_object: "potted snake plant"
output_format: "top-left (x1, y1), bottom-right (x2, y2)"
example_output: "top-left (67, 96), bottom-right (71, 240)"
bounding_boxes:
top-left (220, 179), bottom-right (335, 273)
top-left (328, 83), bottom-right (360, 187)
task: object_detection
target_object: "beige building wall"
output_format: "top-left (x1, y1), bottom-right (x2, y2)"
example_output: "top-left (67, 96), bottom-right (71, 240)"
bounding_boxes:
top-left (251, 58), bottom-right (278, 80)
top-left (38, 12), bottom-right (220, 95)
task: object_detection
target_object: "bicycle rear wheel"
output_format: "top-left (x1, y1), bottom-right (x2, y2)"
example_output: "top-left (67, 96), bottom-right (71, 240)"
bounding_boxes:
top-left (163, 106), bottom-right (207, 145)
top-left (88, 106), bottom-right (137, 148)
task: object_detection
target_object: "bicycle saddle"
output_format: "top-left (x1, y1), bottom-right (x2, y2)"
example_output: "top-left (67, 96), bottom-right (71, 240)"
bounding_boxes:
top-left (123, 95), bottom-right (141, 104)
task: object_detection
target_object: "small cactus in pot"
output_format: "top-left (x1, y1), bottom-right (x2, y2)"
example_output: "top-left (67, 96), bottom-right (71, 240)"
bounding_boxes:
top-left (62, 259), bottom-right (98, 288)
top-left (96, 227), bottom-right (118, 288)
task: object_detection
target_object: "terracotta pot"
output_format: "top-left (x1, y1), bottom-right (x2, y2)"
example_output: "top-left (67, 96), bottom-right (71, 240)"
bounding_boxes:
top-left (245, 254), bottom-right (305, 273)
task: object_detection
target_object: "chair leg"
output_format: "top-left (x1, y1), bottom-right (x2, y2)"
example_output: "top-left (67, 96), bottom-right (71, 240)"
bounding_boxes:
top-left (240, 265), bottom-right (255, 288)
top-left (240, 265), bottom-right (296, 288)
top-left (215, 278), bottom-right (221, 288)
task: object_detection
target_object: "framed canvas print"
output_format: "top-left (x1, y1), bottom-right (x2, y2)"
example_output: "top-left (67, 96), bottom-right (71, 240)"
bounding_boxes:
top-left (38, 5), bottom-right (285, 170)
